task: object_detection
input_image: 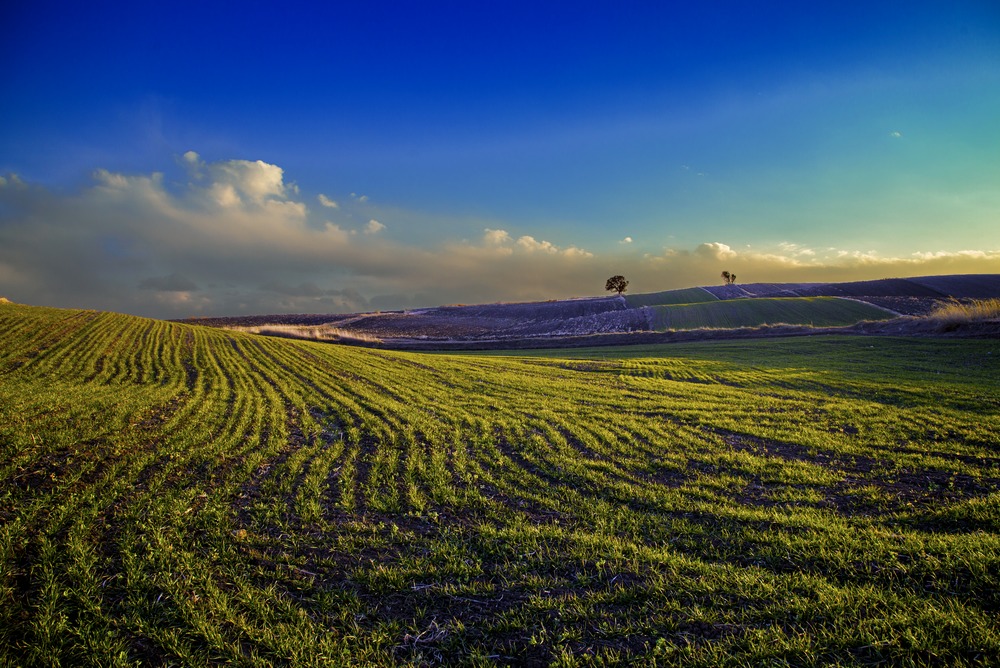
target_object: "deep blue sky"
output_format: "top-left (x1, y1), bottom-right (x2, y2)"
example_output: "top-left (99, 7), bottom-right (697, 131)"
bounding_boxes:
top-left (2, 1), bottom-right (999, 316)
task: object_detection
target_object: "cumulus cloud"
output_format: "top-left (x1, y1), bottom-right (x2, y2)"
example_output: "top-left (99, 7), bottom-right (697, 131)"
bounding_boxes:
top-left (620, 236), bottom-right (633, 244)
top-left (517, 235), bottom-right (558, 254)
top-left (206, 159), bottom-right (288, 206)
top-left (479, 229), bottom-right (514, 256)
top-left (514, 235), bottom-right (591, 257)
top-left (562, 246), bottom-right (594, 259)
top-left (3, 154), bottom-right (998, 318)
top-left (695, 242), bottom-right (738, 260)
top-left (318, 194), bottom-right (339, 208)
top-left (483, 228), bottom-right (512, 245)
top-left (0, 157), bottom-right (602, 315)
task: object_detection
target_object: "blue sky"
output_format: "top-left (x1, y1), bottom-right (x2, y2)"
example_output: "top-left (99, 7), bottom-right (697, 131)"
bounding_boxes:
top-left (2, 1), bottom-right (999, 317)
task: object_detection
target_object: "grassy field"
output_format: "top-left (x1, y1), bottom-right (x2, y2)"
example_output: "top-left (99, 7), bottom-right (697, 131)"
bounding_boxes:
top-left (647, 297), bottom-right (895, 331)
top-left (2, 303), bottom-right (999, 666)
top-left (623, 287), bottom-right (718, 309)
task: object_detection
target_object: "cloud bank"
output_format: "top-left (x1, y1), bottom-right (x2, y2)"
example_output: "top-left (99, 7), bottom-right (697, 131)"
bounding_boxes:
top-left (2, 154), bottom-right (998, 318)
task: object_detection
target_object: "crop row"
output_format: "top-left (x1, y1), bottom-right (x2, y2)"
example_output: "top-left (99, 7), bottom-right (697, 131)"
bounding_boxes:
top-left (1, 303), bottom-right (999, 665)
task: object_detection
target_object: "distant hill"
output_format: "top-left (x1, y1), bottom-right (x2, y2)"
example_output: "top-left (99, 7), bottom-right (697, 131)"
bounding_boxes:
top-left (183, 274), bottom-right (1000, 347)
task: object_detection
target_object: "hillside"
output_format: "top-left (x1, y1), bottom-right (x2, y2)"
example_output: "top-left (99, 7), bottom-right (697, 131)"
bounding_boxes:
top-left (2, 302), bottom-right (999, 665)
top-left (646, 296), bottom-right (894, 331)
top-left (187, 274), bottom-right (1000, 348)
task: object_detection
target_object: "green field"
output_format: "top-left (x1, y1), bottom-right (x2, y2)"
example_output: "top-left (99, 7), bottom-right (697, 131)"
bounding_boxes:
top-left (647, 296), bottom-right (894, 331)
top-left (623, 287), bottom-right (718, 309)
top-left (2, 303), bottom-right (999, 666)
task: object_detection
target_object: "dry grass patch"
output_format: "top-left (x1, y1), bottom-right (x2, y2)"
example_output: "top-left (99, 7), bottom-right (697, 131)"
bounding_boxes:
top-left (928, 298), bottom-right (1000, 330)
top-left (227, 323), bottom-right (382, 344)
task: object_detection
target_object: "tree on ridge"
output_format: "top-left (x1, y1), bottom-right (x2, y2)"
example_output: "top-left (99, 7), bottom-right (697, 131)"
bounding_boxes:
top-left (606, 275), bottom-right (629, 295)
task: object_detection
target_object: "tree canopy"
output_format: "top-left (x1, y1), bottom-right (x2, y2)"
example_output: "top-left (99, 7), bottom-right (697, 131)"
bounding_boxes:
top-left (606, 275), bottom-right (629, 295)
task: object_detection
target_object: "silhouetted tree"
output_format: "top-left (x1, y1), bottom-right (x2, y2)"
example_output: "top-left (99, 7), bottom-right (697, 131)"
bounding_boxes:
top-left (606, 275), bottom-right (629, 295)
top-left (721, 271), bottom-right (737, 285)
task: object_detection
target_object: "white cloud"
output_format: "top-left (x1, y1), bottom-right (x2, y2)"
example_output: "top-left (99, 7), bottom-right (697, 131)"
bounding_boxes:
top-left (206, 159), bottom-right (287, 205)
top-left (478, 229), bottom-right (514, 255)
top-left (620, 236), bottom-right (633, 244)
top-left (93, 168), bottom-right (133, 190)
top-left (322, 222), bottom-right (351, 244)
top-left (562, 246), bottom-right (594, 259)
top-left (318, 194), bottom-right (339, 208)
top-left (911, 249), bottom-right (993, 260)
top-left (484, 228), bottom-right (512, 245)
top-left (778, 242), bottom-right (816, 257)
top-left (890, 131), bottom-right (902, 138)
top-left (210, 182), bottom-right (241, 208)
top-left (515, 235), bottom-right (592, 258)
top-left (263, 198), bottom-right (308, 219)
top-left (695, 242), bottom-right (738, 260)
top-left (517, 236), bottom-right (558, 254)
top-left (4, 156), bottom-right (999, 318)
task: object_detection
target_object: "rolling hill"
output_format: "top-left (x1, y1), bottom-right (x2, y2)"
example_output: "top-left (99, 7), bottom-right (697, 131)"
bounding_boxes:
top-left (186, 274), bottom-right (1000, 348)
top-left (646, 296), bottom-right (894, 331)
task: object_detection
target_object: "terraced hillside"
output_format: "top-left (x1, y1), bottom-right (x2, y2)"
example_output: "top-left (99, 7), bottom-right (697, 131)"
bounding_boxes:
top-left (3, 303), bottom-right (1000, 665)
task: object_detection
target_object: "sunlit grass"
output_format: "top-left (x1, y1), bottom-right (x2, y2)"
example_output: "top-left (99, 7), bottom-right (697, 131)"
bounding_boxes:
top-left (2, 302), bottom-right (998, 665)
top-left (929, 298), bottom-right (1000, 329)
top-left (647, 296), bottom-right (894, 330)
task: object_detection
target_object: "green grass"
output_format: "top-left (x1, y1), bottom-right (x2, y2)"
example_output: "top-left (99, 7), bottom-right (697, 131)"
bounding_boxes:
top-left (647, 296), bottom-right (894, 331)
top-left (624, 287), bottom-right (718, 308)
top-left (2, 302), bottom-right (999, 666)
